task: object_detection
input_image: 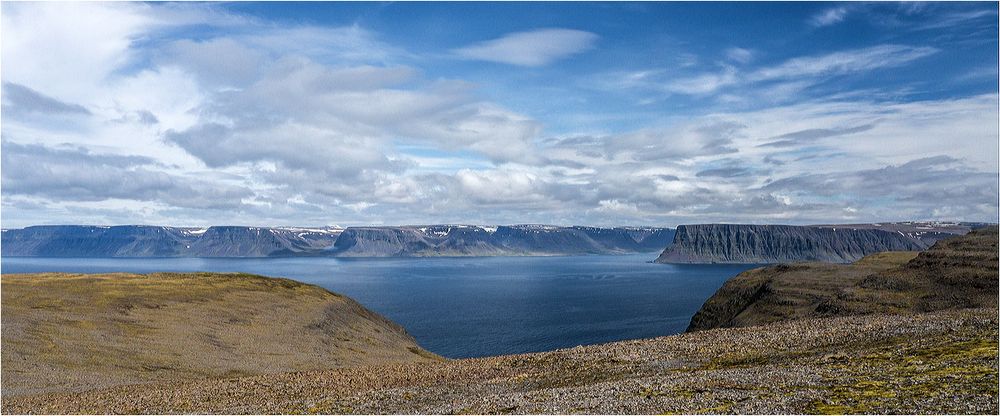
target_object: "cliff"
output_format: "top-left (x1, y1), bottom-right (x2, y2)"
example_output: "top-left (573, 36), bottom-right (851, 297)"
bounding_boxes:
top-left (328, 225), bottom-right (675, 257)
top-left (655, 222), bottom-right (974, 264)
top-left (686, 226), bottom-right (999, 332)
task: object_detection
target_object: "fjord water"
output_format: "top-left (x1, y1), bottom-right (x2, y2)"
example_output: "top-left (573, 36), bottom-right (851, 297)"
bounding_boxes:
top-left (2, 255), bottom-right (753, 358)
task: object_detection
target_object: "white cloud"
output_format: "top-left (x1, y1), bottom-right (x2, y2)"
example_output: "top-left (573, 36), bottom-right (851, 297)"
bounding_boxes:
top-left (810, 6), bottom-right (850, 27)
top-left (642, 44), bottom-right (938, 97)
top-left (1, 2), bottom-right (996, 228)
top-left (750, 44), bottom-right (938, 81)
top-left (452, 28), bottom-right (598, 66)
top-left (0, 2), bottom-right (156, 102)
top-left (725, 47), bottom-right (754, 64)
top-left (666, 67), bottom-right (738, 95)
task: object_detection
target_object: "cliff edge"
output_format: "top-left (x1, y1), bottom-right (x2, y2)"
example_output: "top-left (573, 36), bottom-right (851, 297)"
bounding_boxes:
top-left (656, 222), bottom-right (974, 264)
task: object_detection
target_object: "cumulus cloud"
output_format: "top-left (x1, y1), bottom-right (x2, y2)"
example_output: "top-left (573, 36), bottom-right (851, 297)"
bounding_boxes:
top-left (165, 55), bottom-right (542, 173)
top-left (452, 28), bottom-right (598, 66)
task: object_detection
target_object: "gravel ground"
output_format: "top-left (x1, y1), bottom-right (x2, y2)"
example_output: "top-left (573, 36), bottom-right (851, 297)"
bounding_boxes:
top-left (4, 308), bottom-right (996, 414)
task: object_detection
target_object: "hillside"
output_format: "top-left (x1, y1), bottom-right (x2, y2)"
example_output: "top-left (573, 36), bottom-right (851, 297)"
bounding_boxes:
top-left (1, 272), bottom-right (437, 397)
top-left (656, 222), bottom-right (975, 264)
top-left (687, 226), bottom-right (998, 331)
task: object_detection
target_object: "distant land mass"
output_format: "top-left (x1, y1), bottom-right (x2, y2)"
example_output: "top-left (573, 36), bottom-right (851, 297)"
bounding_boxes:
top-left (0, 225), bottom-right (675, 258)
top-left (329, 225), bottom-right (675, 257)
top-left (655, 222), bottom-right (986, 264)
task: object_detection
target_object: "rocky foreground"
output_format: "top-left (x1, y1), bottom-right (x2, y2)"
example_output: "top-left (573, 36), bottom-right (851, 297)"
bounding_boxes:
top-left (4, 309), bottom-right (996, 414)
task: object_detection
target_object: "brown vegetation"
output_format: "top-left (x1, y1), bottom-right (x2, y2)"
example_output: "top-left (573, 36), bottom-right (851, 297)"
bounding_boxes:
top-left (1, 272), bottom-right (437, 397)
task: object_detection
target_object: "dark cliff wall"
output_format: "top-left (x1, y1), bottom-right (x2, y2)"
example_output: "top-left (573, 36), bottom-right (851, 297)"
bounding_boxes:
top-left (656, 223), bottom-right (970, 264)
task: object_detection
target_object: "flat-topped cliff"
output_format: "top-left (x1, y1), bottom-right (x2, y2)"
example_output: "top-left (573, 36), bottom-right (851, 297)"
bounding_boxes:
top-left (656, 222), bottom-right (976, 264)
top-left (2, 224), bottom-right (674, 258)
top-left (0, 225), bottom-right (343, 257)
top-left (325, 225), bottom-right (675, 257)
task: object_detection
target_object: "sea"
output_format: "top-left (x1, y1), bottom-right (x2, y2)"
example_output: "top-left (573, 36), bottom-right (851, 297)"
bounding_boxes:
top-left (1, 254), bottom-right (754, 358)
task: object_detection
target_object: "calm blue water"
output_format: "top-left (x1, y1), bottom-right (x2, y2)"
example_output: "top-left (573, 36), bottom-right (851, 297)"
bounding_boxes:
top-left (1, 255), bottom-right (753, 358)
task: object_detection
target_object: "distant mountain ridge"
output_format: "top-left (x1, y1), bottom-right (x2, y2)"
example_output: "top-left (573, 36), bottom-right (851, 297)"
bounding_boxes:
top-left (1, 224), bottom-right (674, 258)
top-left (329, 225), bottom-right (675, 257)
top-left (655, 222), bottom-right (983, 264)
top-left (0, 225), bottom-right (343, 257)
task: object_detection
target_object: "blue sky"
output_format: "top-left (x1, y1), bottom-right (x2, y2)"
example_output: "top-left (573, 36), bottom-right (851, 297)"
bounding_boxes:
top-left (1, 1), bottom-right (998, 227)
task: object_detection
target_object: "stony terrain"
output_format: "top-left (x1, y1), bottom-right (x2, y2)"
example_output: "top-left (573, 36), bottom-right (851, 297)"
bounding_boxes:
top-left (4, 309), bottom-right (996, 414)
top-left (688, 227), bottom-right (998, 331)
top-left (656, 222), bottom-right (976, 264)
top-left (1, 272), bottom-right (437, 397)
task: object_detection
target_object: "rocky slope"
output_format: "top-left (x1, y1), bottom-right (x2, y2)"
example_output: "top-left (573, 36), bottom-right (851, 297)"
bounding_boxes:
top-left (687, 226), bottom-right (998, 331)
top-left (656, 222), bottom-right (976, 264)
top-left (1, 272), bottom-right (437, 397)
top-left (2, 224), bottom-right (674, 258)
top-left (0, 225), bottom-right (343, 257)
top-left (5, 309), bottom-right (995, 414)
top-left (328, 225), bottom-right (675, 257)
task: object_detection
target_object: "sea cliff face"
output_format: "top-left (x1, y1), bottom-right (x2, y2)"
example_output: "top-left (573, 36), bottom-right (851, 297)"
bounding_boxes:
top-left (328, 225), bottom-right (675, 257)
top-left (2, 224), bottom-right (674, 258)
top-left (655, 222), bottom-right (975, 264)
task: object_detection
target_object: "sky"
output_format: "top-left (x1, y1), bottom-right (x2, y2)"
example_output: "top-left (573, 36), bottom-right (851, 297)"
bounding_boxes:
top-left (1, 1), bottom-right (998, 228)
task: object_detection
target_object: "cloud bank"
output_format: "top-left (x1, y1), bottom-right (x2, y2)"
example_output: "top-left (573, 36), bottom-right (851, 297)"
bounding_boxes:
top-left (1, 2), bottom-right (996, 228)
